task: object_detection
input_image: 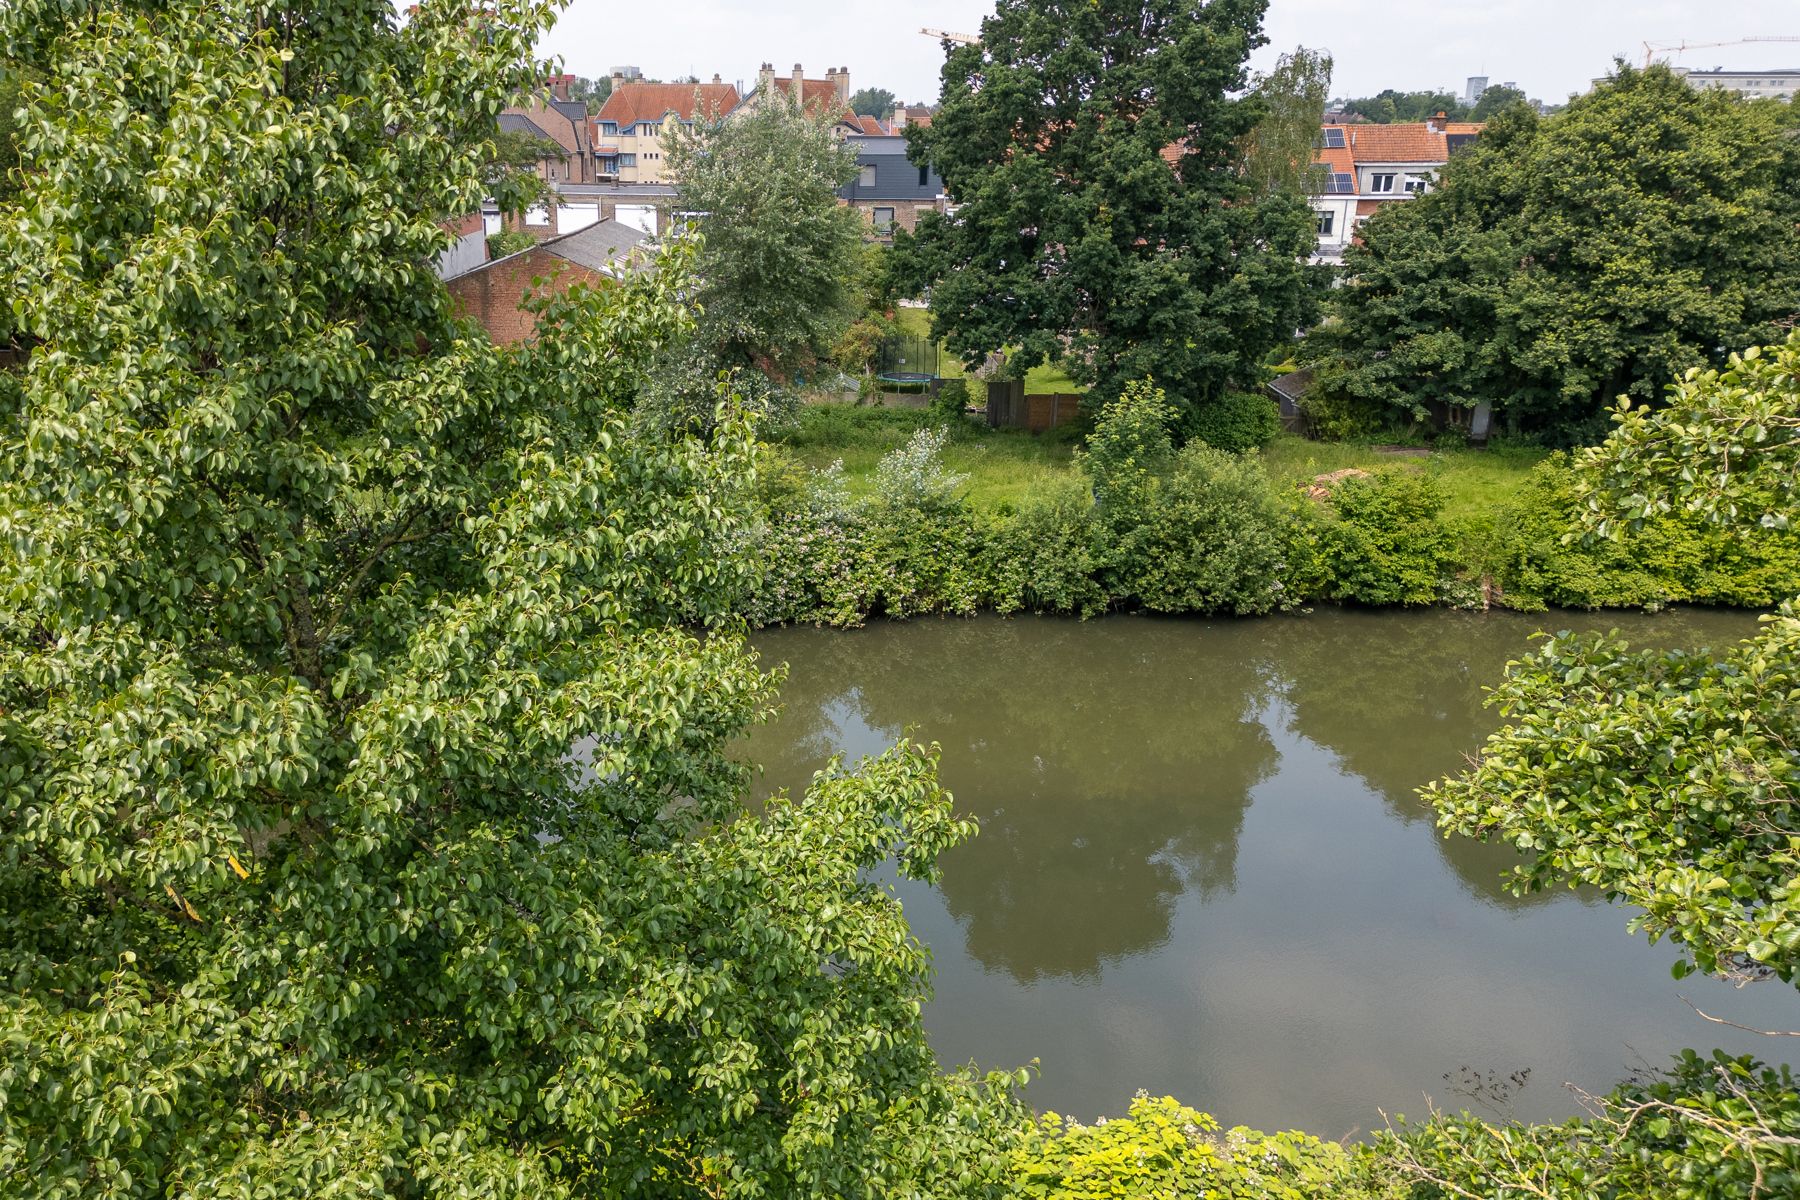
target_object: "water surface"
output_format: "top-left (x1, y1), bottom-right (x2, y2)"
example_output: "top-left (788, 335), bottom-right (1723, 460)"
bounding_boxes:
top-left (741, 609), bottom-right (1797, 1137)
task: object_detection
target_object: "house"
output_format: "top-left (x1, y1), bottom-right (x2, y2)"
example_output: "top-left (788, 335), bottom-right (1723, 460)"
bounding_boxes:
top-left (500, 75), bottom-right (600, 184)
top-left (591, 75), bottom-right (741, 184)
top-left (1308, 115), bottom-right (1482, 264)
top-left (445, 218), bottom-right (653, 345)
top-left (730, 63), bottom-right (872, 136)
top-left (435, 211), bottom-right (489, 281)
top-left (838, 133), bottom-right (947, 238)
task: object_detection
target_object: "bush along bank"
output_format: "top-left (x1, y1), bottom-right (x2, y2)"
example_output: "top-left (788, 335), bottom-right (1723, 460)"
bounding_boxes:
top-left (739, 382), bottom-right (1800, 627)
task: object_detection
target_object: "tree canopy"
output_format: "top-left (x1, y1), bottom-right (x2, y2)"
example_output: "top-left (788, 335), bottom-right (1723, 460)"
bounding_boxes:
top-left (1334, 88), bottom-right (1468, 123)
top-left (896, 0), bottom-right (1320, 429)
top-left (0, 1), bottom-right (1018, 1195)
top-left (1305, 66), bottom-right (1800, 442)
top-left (666, 93), bottom-right (864, 382)
top-left (849, 86), bottom-right (897, 120)
top-left (1239, 46), bottom-right (1333, 197)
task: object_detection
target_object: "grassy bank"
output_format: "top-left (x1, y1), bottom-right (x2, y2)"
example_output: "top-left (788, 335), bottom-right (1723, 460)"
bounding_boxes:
top-left (778, 404), bottom-right (1545, 518)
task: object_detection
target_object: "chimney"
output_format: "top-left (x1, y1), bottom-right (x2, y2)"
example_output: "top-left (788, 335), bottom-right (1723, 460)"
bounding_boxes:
top-left (833, 66), bottom-right (849, 104)
top-left (791, 63), bottom-right (805, 106)
top-left (610, 71), bottom-right (624, 93)
top-left (1427, 109), bottom-right (1447, 133)
top-left (758, 62), bottom-right (775, 96)
top-left (547, 73), bottom-right (573, 102)
top-left (712, 73), bottom-right (722, 85)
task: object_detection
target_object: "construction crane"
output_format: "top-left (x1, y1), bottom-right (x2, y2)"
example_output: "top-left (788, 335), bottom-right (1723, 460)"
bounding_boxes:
top-left (920, 27), bottom-right (981, 46)
top-left (1641, 36), bottom-right (1800, 68)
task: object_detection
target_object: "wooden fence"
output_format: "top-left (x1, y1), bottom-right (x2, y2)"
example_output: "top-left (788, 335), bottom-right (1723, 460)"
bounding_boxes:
top-left (985, 380), bottom-right (1082, 432)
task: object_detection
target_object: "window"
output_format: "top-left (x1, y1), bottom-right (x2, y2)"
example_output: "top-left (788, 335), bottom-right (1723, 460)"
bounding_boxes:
top-left (872, 206), bottom-right (896, 233)
top-left (1370, 173), bottom-right (1396, 193)
top-left (1403, 175), bottom-right (1428, 194)
top-left (919, 164), bottom-right (930, 187)
top-left (1316, 210), bottom-right (1335, 236)
top-left (859, 164), bottom-right (877, 187)
top-left (1320, 127), bottom-right (1346, 148)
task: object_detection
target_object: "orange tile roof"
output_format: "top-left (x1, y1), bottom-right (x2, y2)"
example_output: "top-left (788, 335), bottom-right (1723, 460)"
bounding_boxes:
top-left (851, 114), bottom-right (889, 135)
top-left (598, 82), bottom-right (741, 127)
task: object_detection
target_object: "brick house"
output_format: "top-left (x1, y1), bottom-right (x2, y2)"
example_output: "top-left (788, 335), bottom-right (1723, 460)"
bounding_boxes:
top-left (730, 63), bottom-right (873, 136)
top-left (496, 181), bottom-right (681, 243)
top-left (500, 75), bottom-right (600, 185)
top-left (1308, 115), bottom-right (1482, 264)
top-left (838, 133), bottom-right (947, 238)
top-left (445, 219), bottom-right (652, 346)
top-left (592, 77), bottom-right (742, 184)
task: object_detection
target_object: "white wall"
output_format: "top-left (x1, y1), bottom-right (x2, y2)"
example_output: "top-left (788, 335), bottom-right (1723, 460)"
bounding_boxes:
top-left (615, 204), bottom-right (659, 235)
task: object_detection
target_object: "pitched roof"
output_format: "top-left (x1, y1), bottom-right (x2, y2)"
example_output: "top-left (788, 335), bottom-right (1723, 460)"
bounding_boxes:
top-left (851, 114), bottom-right (889, 135)
top-left (498, 112), bottom-right (556, 142)
top-left (598, 82), bottom-right (740, 127)
top-left (1331, 121), bottom-right (1483, 163)
top-left (503, 100), bottom-right (586, 155)
top-left (547, 218), bottom-right (653, 277)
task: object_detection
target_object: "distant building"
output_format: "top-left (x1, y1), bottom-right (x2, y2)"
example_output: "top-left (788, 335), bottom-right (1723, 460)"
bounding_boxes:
top-left (591, 76), bottom-right (741, 184)
top-left (491, 181), bottom-right (681, 243)
top-left (837, 133), bottom-right (947, 239)
top-left (1672, 66), bottom-right (1800, 100)
top-left (1463, 75), bottom-right (1488, 105)
top-left (1308, 115), bottom-right (1482, 264)
top-left (731, 63), bottom-right (883, 135)
top-left (446, 219), bottom-right (653, 345)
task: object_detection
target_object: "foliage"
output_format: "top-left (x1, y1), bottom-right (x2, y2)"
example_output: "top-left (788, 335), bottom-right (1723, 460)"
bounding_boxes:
top-left (1307, 67), bottom-right (1800, 441)
top-left (0, 2), bottom-right (1023, 1196)
top-left (932, 376), bottom-right (972, 423)
top-left (568, 73), bottom-right (611, 113)
top-left (899, 0), bottom-right (1321, 426)
top-left (1373, 1051), bottom-right (1800, 1200)
top-left (1335, 88), bottom-right (1469, 124)
top-left (1241, 47), bottom-right (1334, 197)
top-left (1183, 388), bottom-right (1282, 453)
top-left (850, 86), bottom-right (897, 120)
top-left (1573, 333), bottom-right (1800, 537)
top-left (1015, 1094), bottom-right (1369, 1200)
top-left (486, 228), bottom-right (538, 258)
top-left (1309, 472), bottom-right (1455, 606)
top-left (1469, 83), bottom-right (1529, 120)
top-left (666, 91), bottom-right (864, 379)
top-left (0, 63), bottom-right (25, 200)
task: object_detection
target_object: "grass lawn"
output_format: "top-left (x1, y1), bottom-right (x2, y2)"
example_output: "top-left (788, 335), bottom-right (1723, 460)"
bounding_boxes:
top-left (891, 307), bottom-right (1085, 396)
top-left (777, 406), bottom-right (1546, 518)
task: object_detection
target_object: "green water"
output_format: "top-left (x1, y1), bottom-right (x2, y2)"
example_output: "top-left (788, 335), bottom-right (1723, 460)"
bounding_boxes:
top-left (741, 608), bottom-right (1797, 1138)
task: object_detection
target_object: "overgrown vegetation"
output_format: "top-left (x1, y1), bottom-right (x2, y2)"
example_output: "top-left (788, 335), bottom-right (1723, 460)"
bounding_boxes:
top-left (750, 382), bottom-right (1799, 627)
top-left (1305, 65), bottom-right (1800, 443)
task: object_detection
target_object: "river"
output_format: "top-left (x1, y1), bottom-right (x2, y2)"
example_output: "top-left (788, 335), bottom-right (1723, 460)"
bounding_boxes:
top-left (739, 608), bottom-right (1797, 1138)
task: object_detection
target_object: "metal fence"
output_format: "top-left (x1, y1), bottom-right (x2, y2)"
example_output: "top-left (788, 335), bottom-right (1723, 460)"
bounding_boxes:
top-left (874, 334), bottom-right (941, 383)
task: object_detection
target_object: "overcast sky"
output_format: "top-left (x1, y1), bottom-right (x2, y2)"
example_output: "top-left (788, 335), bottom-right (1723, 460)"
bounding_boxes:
top-left (539, 1), bottom-right (1798, 107)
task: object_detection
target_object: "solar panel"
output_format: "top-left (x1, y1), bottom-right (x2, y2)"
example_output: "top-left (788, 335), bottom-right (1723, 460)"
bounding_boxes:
top-left (1323, 173), bottom-right (1354, 194)
top-left (1321, 127), bottom-right (1346, 148)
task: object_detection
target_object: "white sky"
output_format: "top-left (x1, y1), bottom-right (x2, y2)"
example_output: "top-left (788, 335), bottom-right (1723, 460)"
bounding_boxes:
top-left (538, 1), bottom-right (1798, 107)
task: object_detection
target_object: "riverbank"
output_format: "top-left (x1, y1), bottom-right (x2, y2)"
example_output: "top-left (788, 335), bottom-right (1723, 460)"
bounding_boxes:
top-left (750, 406), bottom-right (1797, 628)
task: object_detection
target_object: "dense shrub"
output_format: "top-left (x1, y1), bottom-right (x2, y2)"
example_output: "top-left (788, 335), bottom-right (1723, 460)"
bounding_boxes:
top-left (931, 376), bottom-right (973, 424)
top-left (1310, 471), bottom-right (1455, 605)
top-left (988, 481), bottom-right (1109, 617)
top-left (1493, 455), bottom-right (1800, 610)
top-left (1014, 1094), bottom-right (1368, 1200)
top-left (1183, 389), bottom-right (1282, 453)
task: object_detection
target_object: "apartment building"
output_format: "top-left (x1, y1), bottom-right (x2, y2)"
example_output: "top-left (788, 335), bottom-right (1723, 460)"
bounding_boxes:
top-left (1309, 116), bottom-right (1482, 264)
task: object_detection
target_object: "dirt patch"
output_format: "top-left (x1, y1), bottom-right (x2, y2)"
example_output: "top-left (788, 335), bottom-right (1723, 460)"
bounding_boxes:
top-left (1301, 468), bottom-right (1373, 501)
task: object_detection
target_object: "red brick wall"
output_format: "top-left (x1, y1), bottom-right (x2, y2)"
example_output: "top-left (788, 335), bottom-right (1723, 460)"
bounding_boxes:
top-left (444, 248), bottom-right (611, 346)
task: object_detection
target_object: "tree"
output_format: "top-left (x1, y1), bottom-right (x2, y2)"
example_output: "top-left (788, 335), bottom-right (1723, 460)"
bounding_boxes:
top-left (0, 1), bottom-right (1020, 1195)
top-left (1305, 66), bottom-right (1800, 441)
top-left (1407, 331), bottom-right (1800, 1197)
top-left (569, 73), bottom-right (612, 113)
top-left (1240, 46), bottom-right (1334, 197)
top-left (1335, 89), bottom-right (1468, 123)
top-left (898, 0), bottom-right (1320, 430)
top-left (1469, 82), bottom-right (1529, 120)
top-left (666, 94), bottom-right (864, 380)
top-left (850, 86), bottom-right (897, 120)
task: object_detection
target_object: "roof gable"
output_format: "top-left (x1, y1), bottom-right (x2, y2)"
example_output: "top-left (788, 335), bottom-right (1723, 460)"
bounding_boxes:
top-left (597, 82), bottom-right (740, 128)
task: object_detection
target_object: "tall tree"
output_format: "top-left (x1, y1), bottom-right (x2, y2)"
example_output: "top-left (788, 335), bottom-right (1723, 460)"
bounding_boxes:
top-left (1469, 83), bottom-right (1529, 120)
top-left (1240, 46), bottom-right (1334, 197)
top-left (850, 86), bottom-right (897, 120)
top-left (897, 0), bottom-right (1320, 428)
top-left (0, 1), bottom-right (1017, 1195)
top-left (1305, 66), bottom-right (1800, 441)
top-left (666, 94), bottom-right (864, 379)
top-left (569, 73), bottom-right (612, 113)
